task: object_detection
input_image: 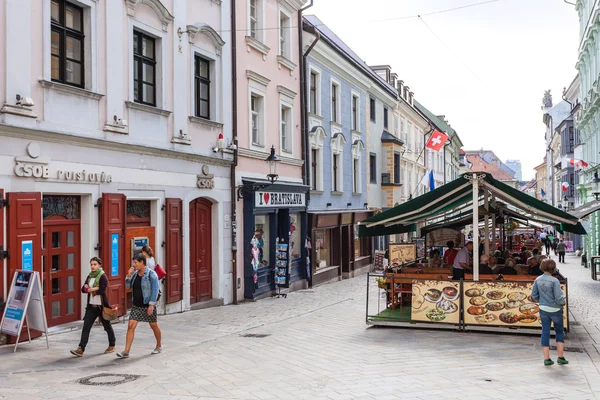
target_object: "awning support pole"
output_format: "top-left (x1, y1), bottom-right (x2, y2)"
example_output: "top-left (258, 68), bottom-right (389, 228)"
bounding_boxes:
top-left (484, 189), bottom-right (490, 255)
top-left (491, 194), bottom-right (496, 251)
top-left (472, 173), bottom-right (479, 282)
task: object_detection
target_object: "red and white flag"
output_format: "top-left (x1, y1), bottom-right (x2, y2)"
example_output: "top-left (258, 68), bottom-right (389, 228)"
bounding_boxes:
top-left (563, 158), bottom-right (589, 170)
top-left (562, 182), bottom-right (570, 192)
top-left (426, 130), bottom-right (449, 152)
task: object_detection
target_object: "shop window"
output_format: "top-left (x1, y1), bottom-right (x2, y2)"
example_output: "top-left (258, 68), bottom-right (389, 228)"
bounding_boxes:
top-left (254, 215), bottom-right (270, 266)
top-left (289, 214), bottom-right (301, 259)
top-left (315, 229), bottom-right (332, 269)
top-left (127, 200), bottom-right (151, 226)
top-left (354, 224), bottom-right (370, 258)
top-left (43, 196), bottom-right (80, 220)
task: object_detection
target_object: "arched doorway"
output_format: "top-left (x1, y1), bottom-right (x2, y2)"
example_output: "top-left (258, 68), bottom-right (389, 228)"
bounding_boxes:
top-left (189, 198), bottom-right (212, 303)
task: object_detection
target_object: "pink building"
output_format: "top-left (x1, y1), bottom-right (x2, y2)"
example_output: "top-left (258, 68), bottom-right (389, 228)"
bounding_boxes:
top-left (233, 0), bottom-right (310, 300)
top-left (0, 0), bottom-right (235, 328)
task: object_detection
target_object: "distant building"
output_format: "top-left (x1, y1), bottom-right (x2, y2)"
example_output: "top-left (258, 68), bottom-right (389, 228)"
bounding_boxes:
top-left (465, 153), bottom-right (519, 189)
top-left (534, 159), bottom-right (547, 201)
top-left (464, 149), bottom-right (516, 179)
top-left (506, 160), bottom-right (522, 181)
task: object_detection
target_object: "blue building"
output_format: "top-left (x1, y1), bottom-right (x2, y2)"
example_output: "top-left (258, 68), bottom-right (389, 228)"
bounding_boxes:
top-left (302, 16), bottom-right (396, 285)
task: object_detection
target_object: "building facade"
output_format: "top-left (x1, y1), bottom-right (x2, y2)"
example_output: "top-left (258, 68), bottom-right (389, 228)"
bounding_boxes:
top-left (234, 0), bottom-right (309, 300)
top-left (534, 159), bottom-right (547, 201)
top-left (542, 92), bottom-right (570, 207)
top-left (506, 160), bottom-right (523, 182)
top-left (302, 15), bottom-right (374, 285)
top-left (0, 0), bottom-right (234, 327)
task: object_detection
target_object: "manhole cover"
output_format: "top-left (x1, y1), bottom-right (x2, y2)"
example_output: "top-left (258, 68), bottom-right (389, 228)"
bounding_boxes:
top-left (240, 333), bottom-right (271, 338)
top-left (549, 346), bottom-right (585, 353)
top-left (77, 373), bottom-right (142, 386)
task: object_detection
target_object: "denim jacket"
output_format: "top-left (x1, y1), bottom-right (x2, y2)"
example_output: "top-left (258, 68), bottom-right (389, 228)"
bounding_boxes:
top-left (531, 273), bottom-right (565, 309)
top-left (126, 267), bottom-right (159, 306)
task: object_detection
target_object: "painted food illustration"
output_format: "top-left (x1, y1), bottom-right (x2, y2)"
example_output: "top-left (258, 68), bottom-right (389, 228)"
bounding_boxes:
top-left (424, 289), bottom-right (442, 303)
top-left (470, 296), bottom-right (488, 306)
top-left (442, 286), bottom-right (459, 301)
top-left (507, 292), bottom-right (527, 302)
top-left (412, 287), bottom-right (425, 310)
top-left (436, 299), bottom-right (458, 314)
top-left (486, 290), bottom-right (506, 300)
top-left (517, 314), bottom-right (538, 324)
top-left (467, 305), bottom-right (487, 315)
top-left (425, 308), bottom-right (447, 322)
top-left (475, 314), bottom-right (498, 324)
top-left (519, 303), bottom-right (539, 315)
top-left (499, 312), bottom-right (520, 324)
top-left (465, 288), bottom-right (484, 297)
top-left (486, 302), bottom-right (505, 312)
top-left (504, 300), bottom-right (524, 309)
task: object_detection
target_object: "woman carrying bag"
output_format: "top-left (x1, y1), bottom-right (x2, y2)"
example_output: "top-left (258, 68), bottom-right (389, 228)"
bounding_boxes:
top-left (70, 257), bottom-right (116, 357)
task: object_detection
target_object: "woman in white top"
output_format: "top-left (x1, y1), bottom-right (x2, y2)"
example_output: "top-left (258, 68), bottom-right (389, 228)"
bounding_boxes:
top-left (142, 245), bottom-right (156, 270)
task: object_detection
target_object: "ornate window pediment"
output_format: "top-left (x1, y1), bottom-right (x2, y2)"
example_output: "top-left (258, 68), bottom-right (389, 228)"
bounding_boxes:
top-left (309, 126), bottom-right (327, 149)
top-left (331, 132), bottom-right (347, 154)
top-left (125, 0), bottom-right (174, 32)
top-left (352, 139), bottom-right (365, 159)
top-left (187, 23), bottom-right (226, 56)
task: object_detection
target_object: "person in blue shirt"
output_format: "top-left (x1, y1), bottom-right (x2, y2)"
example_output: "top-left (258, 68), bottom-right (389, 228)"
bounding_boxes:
top-left (531, 259), bottom-right (567, 366)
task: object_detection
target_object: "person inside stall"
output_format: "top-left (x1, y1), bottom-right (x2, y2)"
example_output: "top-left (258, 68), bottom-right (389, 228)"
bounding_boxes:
top-left (529, 256), bottom-right (543, 276)
top-left (443, 241), bottom-right (459, 266)
top-left (452, 241), bottom-right (473, 280)
top-left (498, 258), bottom-right (518, 275)
top-left (488, 255), bottom-right (499, 274)
top-left (429, 249), bottom-right (442, 268)
top-left (479, 254), bottom-right (493, 275)
top-left (493, 250), bottom-right (505, 265)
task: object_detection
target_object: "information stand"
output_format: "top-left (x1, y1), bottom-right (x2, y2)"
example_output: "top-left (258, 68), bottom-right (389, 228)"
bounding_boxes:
top-left (0, 270), bottom-right (49, 352)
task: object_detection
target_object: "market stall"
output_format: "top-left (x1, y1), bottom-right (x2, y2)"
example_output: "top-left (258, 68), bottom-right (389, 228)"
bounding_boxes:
top-left (361, 173), bottom-right (582, 333)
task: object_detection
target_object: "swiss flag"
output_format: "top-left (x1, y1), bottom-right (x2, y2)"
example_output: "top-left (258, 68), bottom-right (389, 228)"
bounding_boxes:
top-left (426, 130), bottom-right (450, 152)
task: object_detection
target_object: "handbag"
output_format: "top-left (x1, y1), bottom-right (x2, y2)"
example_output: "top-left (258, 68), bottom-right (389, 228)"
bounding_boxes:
top-left (102, 306), bottom-right (118, 321)
top-left (154, 263), bottom-right (167, 280)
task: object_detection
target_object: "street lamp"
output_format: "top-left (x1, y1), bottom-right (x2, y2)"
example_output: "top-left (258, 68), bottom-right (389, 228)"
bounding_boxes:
top-left (593, 171), bottom-right (600, 201)
top-left (562, 195), bottom-right (570, 211)
top-left (236, 145), bottom-right (281, 200)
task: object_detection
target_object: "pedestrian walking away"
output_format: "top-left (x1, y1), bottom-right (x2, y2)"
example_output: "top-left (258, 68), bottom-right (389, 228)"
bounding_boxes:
top-left (557, 239), bottom-right (567, 263)
top-left (70, 257), bottom-right (116, 357)
top-left (531, 259), bottom-right (568, 366)
top-left (117, 254), bottom-right (162, 358)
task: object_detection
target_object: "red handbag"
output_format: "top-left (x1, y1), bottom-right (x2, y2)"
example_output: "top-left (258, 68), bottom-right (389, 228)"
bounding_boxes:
top-left (154, 263), bottom-right (167, 280)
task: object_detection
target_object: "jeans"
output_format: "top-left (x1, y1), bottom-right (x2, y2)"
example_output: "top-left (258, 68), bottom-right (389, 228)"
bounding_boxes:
top-left (79, 304), bottom-right (116, 351)
top-left (540, 308), bottom-right (564, 347)
top-left (558, 252), bottom-right (565, 263)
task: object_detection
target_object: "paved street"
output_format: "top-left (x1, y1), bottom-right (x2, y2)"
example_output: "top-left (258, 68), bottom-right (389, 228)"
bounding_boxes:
top-left (1, 254), bottom-right (600, 400)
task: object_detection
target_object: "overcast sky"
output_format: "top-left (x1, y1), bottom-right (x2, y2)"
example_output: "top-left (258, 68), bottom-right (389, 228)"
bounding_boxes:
top-left (308, 0), bottom-right (579, 181)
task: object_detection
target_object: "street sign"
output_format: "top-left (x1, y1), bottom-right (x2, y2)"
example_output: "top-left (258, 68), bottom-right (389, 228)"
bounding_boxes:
top-left (0, 270), bottom-right (49, 352)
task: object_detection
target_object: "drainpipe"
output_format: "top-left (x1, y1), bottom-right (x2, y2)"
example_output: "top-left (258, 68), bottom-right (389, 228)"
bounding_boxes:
top-left (299, 0), bottom-right (315, 193)
top-left (230, 0), bottom-right (239, 304)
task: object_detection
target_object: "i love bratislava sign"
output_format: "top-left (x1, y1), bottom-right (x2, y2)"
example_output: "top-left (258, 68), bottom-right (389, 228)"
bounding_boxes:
top-left (255, 191), bottom-right (305, 208)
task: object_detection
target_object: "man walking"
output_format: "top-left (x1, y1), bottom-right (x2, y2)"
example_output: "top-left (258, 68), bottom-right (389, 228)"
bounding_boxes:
top-left (452, 241), bottom-right (473, 280)
top-left (557, 239), bottom-right (567, 263)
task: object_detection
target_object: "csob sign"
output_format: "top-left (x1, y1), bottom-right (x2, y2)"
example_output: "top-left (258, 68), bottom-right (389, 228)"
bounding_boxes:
top-left (255, 191), bottom-right (305, 208)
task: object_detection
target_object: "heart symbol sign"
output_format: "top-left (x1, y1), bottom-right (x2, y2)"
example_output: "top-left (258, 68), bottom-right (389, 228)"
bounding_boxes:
top-left (263, 193), bottom-right (270, 205)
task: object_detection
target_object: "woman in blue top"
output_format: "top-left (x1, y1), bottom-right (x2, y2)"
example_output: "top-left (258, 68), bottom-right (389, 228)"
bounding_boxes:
top-left (531, 259), bottom-right (567, 366)
top-left (117, 254), bottom-right (161, 358)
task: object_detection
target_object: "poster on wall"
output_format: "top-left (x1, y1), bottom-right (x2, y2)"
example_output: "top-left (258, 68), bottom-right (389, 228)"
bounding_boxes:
top-left (412, 238), bottom-right (425, 259)
top-left (21, 240), bottom-right (33, 271)
top-left (564, 241), bottom-right (574, 252)
top-left (111, 233), bottom-right (119, 276)
top-left (374, 250), bottom-right (386, 270)
top-left (388, 243), bottom-right (416, 265)
top-left (426, 229), bottom-right (464, 248)
top-left (411, 280), bottom-right (460, 324)
top-left (463, 281), bottom-right (568, 329)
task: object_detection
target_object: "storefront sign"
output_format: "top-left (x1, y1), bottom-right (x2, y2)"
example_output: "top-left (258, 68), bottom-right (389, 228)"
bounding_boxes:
top-left (15, 162), bottom-right (112, 183)
top-left (255, 191), bottom-right (305, 208)
top-left (197, 165), bottom-right (215, 189)
top-left (411, 280), bottom-right (460, 324)
top-left (462, 281), bottom-right (568, 329)
top-left (14, 162), bottom-right (49, 179)
top-left (111, 234), bottom-right (119, 276)
top-left (21, 241), bottom-right (33, 271)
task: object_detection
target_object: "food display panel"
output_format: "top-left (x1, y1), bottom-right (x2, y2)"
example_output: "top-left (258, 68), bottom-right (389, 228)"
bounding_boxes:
top-left (463, 281), bottom-right (568, 329)
top-left (412, 280), bottom-right (460, 324)
top-left (389, 243), bottom-right (416, 265)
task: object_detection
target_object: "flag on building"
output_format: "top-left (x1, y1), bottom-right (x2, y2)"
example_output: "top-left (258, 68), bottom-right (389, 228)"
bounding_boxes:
top-left (429, 170), bottom-right (435, 191)
top-left (541, 189), bottom-right (546, 197)
top-left (419, 169), bottom-right (431, 187)
top-left (425, 130), bottom-right (449, 152)
top-left (563, 158), bottom-right (589, 170)
top-left (562, 182), bottom-right (570, 192)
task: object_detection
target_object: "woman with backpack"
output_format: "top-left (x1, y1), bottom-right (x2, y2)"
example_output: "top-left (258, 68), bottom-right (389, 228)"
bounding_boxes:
top-left (70, 257), bottom-right (116, 357)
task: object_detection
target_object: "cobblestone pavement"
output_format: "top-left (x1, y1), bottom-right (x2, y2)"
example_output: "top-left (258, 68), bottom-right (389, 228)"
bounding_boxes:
top-left (1, 255), bottom-right (600, 400)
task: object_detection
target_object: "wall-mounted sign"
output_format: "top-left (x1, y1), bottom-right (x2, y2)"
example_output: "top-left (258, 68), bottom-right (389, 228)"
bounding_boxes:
top-left (21, 241), bottom-right (33, 272)
top-left (197, 165), bottom-right (215, 189)
top-left (426, 228), bottom-right (464, 248)
top-left (111, 233), bottom-right (119, 276)
top-left (255, 191), bottom-right (305, 208)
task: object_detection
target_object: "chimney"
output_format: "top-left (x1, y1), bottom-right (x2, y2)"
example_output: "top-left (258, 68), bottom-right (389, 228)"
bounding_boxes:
top-left (397, 80), bottom-right (404, 97)
top-left (404, 86), bottom-right (410, 101)
top-left (390, 72), bottom-right (398, 87)
top-left (409, 91), bottom-right (414, 106)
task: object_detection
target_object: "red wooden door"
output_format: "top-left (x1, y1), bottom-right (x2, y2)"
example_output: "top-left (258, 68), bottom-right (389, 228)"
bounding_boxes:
top-left (99, 193), bottom-right (126, 315)
top-left (165, 198), bottom-right (183, 304)
top-left (7, 192), bottom-right (42, 341)
top-left (0, 189), bottom-right (4, 302)
top-left (189, 198), bottom-right (212, 303)
top-left (43, 219), bottom-right (81, 326)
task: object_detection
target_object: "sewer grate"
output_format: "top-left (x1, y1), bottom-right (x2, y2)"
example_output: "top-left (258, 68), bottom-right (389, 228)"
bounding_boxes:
top-left (240, 333), bottom-right (271, 338)
top-left (77, 373), bottom-right (142, 386)
top-left (570, 321), bottom-right (581, 326)
top-left (549, 346), bottom-right (585, 353)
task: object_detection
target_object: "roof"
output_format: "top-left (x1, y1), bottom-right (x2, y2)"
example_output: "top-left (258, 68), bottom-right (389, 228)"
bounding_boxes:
top-left (303, 15), bottom-right (397, 98)
top-left (358, 174), bottom-right (585, 238)
top-left (381, 130), bottom-right (403, 146)
top-left (466, 155), bottom-right (514, 180)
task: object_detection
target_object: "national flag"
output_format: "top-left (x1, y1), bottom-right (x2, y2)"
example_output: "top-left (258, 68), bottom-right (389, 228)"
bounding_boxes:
top-left (429, 170), bottom-right (435, 191)
top-left (561, 182), bottom-right (570, 192)
top-left (541, 189), bottom-right (546, 197)
top-left (419, 169), bottom-right (431, 187)
top-left (563, 158), bottom-right (589, 170)
top-left (425, 130), bottom-right (449, 152)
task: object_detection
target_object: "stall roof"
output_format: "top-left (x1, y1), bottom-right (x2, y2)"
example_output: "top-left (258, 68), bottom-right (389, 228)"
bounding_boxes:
top-left (359, 174), bottom-right (586, 237)
top-left (569, 201), bottom-right (600, 219)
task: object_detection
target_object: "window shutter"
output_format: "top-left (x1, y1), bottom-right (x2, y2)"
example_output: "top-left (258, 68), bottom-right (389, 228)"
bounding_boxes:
top-left (165, 198), bottom-right (183, 304)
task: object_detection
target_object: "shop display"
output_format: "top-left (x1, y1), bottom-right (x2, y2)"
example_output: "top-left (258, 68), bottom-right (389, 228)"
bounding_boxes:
top-left (273, 241), bottom-right (288, 298)
top-left (411, 280), bottom-right (460, 324)
top-left (462, 281), bottom-right (568, 328)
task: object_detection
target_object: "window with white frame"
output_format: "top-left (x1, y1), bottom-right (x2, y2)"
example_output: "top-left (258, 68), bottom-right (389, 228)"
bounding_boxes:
top-left (309, 127), bottom-right (326, 191)
top-left (279, 10), bottom-right (291, 59)
top-left (331, 81), bottom-right (340, 123)
top-left (194, 55), bottom-right (211, 119)
top-left (51, 0), bottom-right (84, 87)
top-left (331, 134), bottom-right (346, 192)
top-left (280, 104), bottom-right (291, 153)
top-left (394, 114), bottom-right (399, 136)
top-left (353, 158), bottom-right (360, 193)
top-left (133, 30), bottom-right (157, 106)
top-left (309, 69), bottom-right (320, 115)
top-left (383, 107), bottom-right (389, 130)
top-left (249, 0), bottom-right (262, 40)
top-left (352, 93), bottom-right (359, 131)
top-left (251, 93), bottom-right (264, 146)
